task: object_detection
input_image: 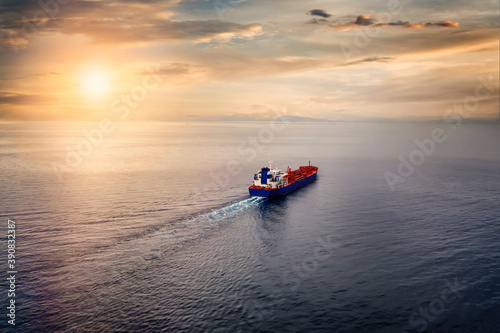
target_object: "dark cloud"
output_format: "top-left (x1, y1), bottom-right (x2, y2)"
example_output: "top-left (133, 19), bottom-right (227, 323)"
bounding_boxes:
top-left (374, 20), bottom-right (459, 29)
top-left (308, 9), bottom-right (331, 18)
top-left (354, 14), bottom-right (375, 26)
top-left (328, 14), bottom-right (459, 30)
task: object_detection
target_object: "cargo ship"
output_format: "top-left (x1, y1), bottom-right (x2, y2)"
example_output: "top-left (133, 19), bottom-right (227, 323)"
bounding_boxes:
top-left (249, 162), bottom-right (318, 197)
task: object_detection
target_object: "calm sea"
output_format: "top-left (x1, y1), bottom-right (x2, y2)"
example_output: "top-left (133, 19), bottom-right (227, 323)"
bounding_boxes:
top-left (0, 121), bottom-right (499, 332)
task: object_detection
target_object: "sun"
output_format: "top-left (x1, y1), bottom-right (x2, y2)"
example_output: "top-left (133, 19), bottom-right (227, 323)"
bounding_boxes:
top-left (81, 68), bottom-right (110, 97)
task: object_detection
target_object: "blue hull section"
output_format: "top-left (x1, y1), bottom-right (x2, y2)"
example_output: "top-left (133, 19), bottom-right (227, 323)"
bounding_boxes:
top-left (249, 173), bottom-right (317, 198)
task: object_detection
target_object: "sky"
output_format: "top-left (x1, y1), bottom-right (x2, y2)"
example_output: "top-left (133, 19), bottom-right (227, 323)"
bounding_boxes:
top-left (0, 0), bottom-right (498, 121)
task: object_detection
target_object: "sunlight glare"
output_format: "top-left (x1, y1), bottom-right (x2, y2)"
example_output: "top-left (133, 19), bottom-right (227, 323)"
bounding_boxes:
top-left (81, 69), bottom-right (110, 97)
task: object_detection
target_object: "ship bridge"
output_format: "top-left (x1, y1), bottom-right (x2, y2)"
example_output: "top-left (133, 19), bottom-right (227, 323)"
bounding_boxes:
top-left (253, 167), bottom-right (288, 189)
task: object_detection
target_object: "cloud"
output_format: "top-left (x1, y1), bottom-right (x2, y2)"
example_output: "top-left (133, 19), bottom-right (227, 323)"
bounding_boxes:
top-left (367, 71), bottom-right (498, 105)
top-left (207, 56), bottom-right (325, 80)
top-left (340, 56), bottom-right (395, 66)
top-left (147, 63), bottom-right (199, 76)
top-left (0, 92), bottom-right (42, 105)
top-left (0, 0), bottom-right (263, 49)
top-left (138, 63), bottom-right (207, 81)
top-left (3, 72), bottom-right (60, 80)
top-left (327, 14), bottom-right (459, 30)
top-left (308, 9), bottom-right (332, 18)
top-left (307, 18), bottom-right (328, 24)
top-left (374, 20), bottom-right (460, 29)
top-left (364, 28), bottom-right (496, 56)
top-left (52, 17), bottom-right (263, 44)
top-left (434, 20), bottom-right (460, 28)
top-left (0, 0), bottom-right (496, 121)
top-left (138, 56), bottom-right (325, 82)
top-left (354, 14), bottom-right (375, 26)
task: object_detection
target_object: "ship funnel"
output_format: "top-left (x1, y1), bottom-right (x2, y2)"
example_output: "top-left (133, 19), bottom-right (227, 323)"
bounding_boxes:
top-left (261, 167), bottom-right (270, 185)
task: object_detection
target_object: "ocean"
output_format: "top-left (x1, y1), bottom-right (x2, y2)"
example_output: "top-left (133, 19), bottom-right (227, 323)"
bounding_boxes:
top-left (0, 120), bottom-right (499, 332)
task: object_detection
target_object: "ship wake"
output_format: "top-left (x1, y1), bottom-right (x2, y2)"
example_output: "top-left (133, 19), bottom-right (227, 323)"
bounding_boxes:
top-left (196, 196), bottom-right (265, 223)
top-left (149, 197), bottom-right (265, 256)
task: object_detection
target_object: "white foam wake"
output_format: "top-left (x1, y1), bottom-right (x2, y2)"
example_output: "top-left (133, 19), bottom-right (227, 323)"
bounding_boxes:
top-left (200, 197), bottom-right (265, 223)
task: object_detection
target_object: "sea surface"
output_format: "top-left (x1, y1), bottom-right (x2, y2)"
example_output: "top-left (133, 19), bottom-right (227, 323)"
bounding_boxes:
top-left (0, 121), bottom-right (499, 332)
